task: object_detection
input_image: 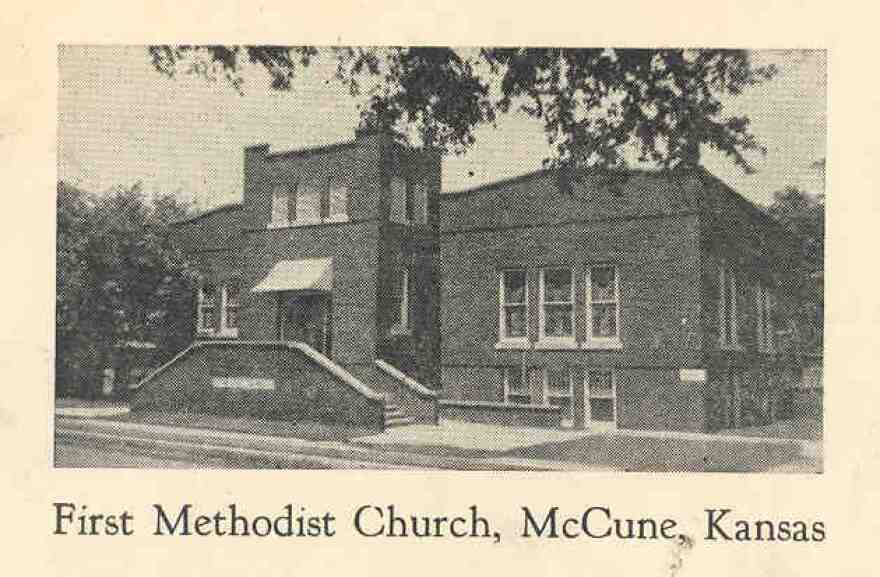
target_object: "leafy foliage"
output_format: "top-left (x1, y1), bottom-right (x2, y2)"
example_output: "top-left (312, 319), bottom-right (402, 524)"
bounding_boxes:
top-left (766, 182), bottom-right (824, 353)
top-left (56, 181), bottom-right (195, 398)
top-left (147, 46), bottom-right (775, 172)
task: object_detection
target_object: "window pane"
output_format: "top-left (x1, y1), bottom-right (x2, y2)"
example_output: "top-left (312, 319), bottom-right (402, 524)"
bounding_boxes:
top-left (297, 183), bottom-right (320, 221)
top-left (201, 306), bottom-right (216, 330)
top-left (529, 369), bottom-right (545, 404)
top-left (591, 266), bottom-right (616, 301)
top-left (544, 304), bottom-right (573, 337)
top-left (589, 398), bottom-right (614, 422)
top-left (225, 283), bottom-right (239, 306)
top-left (390, 177), bottom-right (407, 223)
top-left (503, 270), bottom-right (526, 304)
top-left (201, 284), bottom-right (216, 306)
top-left (271, 185), bottom-right (288, 224)
top-left (329, 178), bottom-right (348, 217)
top-left (547, 368), bottom-right (570, 395)
top-left (589, 370), bottom-right (613, 397)
top-left (543, 269), bottom-right (572, 302)
top-left (549, 396), bottom-right (573, 419)
top-left (506, 367), bottom-right (525, 394)
top-left (225, 307), bottom-right (238, 329)
top-left (413, 181), bottom-right (428, 223)
top-left (591, 303), bottom-right (617, 337)
top-left (389, 269), bottom-right (408, 328)
top-left (504, 305), bottom-right (527, 338)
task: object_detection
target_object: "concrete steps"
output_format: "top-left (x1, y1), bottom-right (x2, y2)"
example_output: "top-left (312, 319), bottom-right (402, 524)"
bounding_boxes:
top-left (384, 403), bottom-right (417, 428)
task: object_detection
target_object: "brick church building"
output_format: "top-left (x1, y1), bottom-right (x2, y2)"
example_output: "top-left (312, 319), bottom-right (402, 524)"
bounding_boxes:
top-left (132, 127), bottom-right (798, 433)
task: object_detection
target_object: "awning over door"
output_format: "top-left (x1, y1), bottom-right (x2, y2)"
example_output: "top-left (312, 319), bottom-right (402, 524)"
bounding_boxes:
top-left (251, 258), bottom-right (333, 293)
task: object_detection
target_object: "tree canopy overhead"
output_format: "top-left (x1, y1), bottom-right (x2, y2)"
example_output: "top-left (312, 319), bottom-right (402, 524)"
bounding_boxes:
top-left (148, 46), bottom-right (776, 173)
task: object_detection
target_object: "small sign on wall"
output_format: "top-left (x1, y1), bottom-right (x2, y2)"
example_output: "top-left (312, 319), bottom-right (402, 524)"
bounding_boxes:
top-left (212, 376), bottom-right (276, 390)
top-left (679, 369), bottom-right (707, 382)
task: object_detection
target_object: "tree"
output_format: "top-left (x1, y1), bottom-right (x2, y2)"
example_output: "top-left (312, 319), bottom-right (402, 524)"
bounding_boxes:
top-left (766, 183), bottom-right (824, 354)
top-left (55, 182), bottom-right (195, 398)
top-left (148, 46), bottom-right (775, 172)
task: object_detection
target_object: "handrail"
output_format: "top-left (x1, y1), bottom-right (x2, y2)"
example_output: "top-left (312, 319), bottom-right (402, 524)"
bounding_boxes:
top-left (130, 342), bottom-right (199, 391)
top-left (131, 340), bottom-right (384, 404)
top-left (374, 359), bottom-right (437, 399)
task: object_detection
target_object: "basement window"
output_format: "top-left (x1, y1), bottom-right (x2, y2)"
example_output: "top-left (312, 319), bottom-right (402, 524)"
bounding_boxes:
top-left (586, 369), bottom-right (616, 425)
top-left (502, 366), bottom-right (528, 402)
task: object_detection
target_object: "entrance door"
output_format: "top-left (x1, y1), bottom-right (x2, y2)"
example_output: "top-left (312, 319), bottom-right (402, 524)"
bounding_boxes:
top-left (278, 293), bottom-right (332, 356)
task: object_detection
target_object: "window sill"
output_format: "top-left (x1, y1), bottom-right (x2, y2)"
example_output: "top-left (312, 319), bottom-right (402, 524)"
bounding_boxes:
top-left (268, 216), bottom-right (349, 229)
top-left (581, 338), bottom-right (623, 350)
top-left (495, 340), bottom-right (530, 350)
top-left (198, 329), bottom-right (238, 339)
top-left (389, 325), bottom-right (411, 337)
top-left (534, 339), bottom-right (578, 350)
top-left (719, 344), bottom-right (744, 352)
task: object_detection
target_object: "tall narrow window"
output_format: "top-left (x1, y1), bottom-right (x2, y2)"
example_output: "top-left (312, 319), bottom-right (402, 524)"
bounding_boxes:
top-left (499, 270), bottom-right (528, 343)
top-left (719, 265), bottom-right (738, 347)
top-left (587, 265), bottom-right (620, 344)
top-left (198, 282), bottom-right (217, 333)
top-left (757, 285), bottom-right (774, 352)
top-left (297, 180), bottom-right (321, 222)
top-left (413, 181), bottom-right (428, 224)
top-left (389, 268), bottom-right (409, 334)
top-left (390, 176), bottom-right (408, 223)
top-left (540, 268), bottom-right (574, 342)
top-left (328, 175), bottom-right (349, 220)
top-left (271, 185), bottom-right (289, 226)
top-left (586, 369), bottom-right (616, 424)
top-left (221, 281), bottom-right (239, 337)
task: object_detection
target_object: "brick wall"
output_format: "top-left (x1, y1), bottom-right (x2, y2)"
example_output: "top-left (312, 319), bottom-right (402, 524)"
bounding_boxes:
top-left (130, 342), bottom-right (385, 429)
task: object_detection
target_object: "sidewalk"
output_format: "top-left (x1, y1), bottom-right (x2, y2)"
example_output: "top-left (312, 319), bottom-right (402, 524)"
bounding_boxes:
top-left (55, 417), bottom-right (610, 471)
top-left (55, 414), bottom-right (820, 472)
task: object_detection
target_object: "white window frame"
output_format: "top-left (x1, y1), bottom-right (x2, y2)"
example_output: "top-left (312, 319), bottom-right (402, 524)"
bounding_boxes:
top-left (585, 369), bottom-right (617, 427)
top-left (537, 267), bottom-right (576, 348)
top-left (502, 365), bottom-right (528, 401)
top-left (219, 282), bottom-right (240, 338)
top-left (197, 282), bottom-right (217, 335)
top-left (719, 264), bottom-right (739, 349)
top-left (756, 285), bottom-right (774, 353)
top-left (585, 265), bottom-right (622, 349)
top-left (390, 268), bottom-right (410, 335)
top-left (498, 269), bottom-right (529, 348)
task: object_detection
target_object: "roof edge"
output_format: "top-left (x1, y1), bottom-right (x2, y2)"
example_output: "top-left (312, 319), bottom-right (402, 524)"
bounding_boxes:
top-left (172, 202), bottom-right (243, 226)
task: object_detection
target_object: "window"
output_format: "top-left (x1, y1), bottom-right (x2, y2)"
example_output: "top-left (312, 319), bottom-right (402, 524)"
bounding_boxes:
top-left (546, 367), bottom-right (574, 420)
top-left (586, 369), bottom-right (616, 424)
top-left (499, 270), bottom-right (528, 343)
top-left (389, 268), bottom-right (409, 334)
top-left (220, 281), bottom-right (240, 337)
top-left (587, 265), bottom-right (620, 345)
top-left (296, 180), bottom-right (321, 223)
top-left (197, 282), bottom-right (217, 333)
top-left (270, 185), bottom-right (290, 226)
top-left (756, 285), bottom-right (774, 352)
top-left (390, 176), bottom-right (408, 223)
top-left (328, 175), bottom-right (348, 220)
top-left (539, 268), bottom-right (575, 343)
top-left (719, 265), bottom-right (738, 347)
top-left (502, 366), bottom-right (528, 401)
top-left (413, 181), bottom-right (428, 224)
